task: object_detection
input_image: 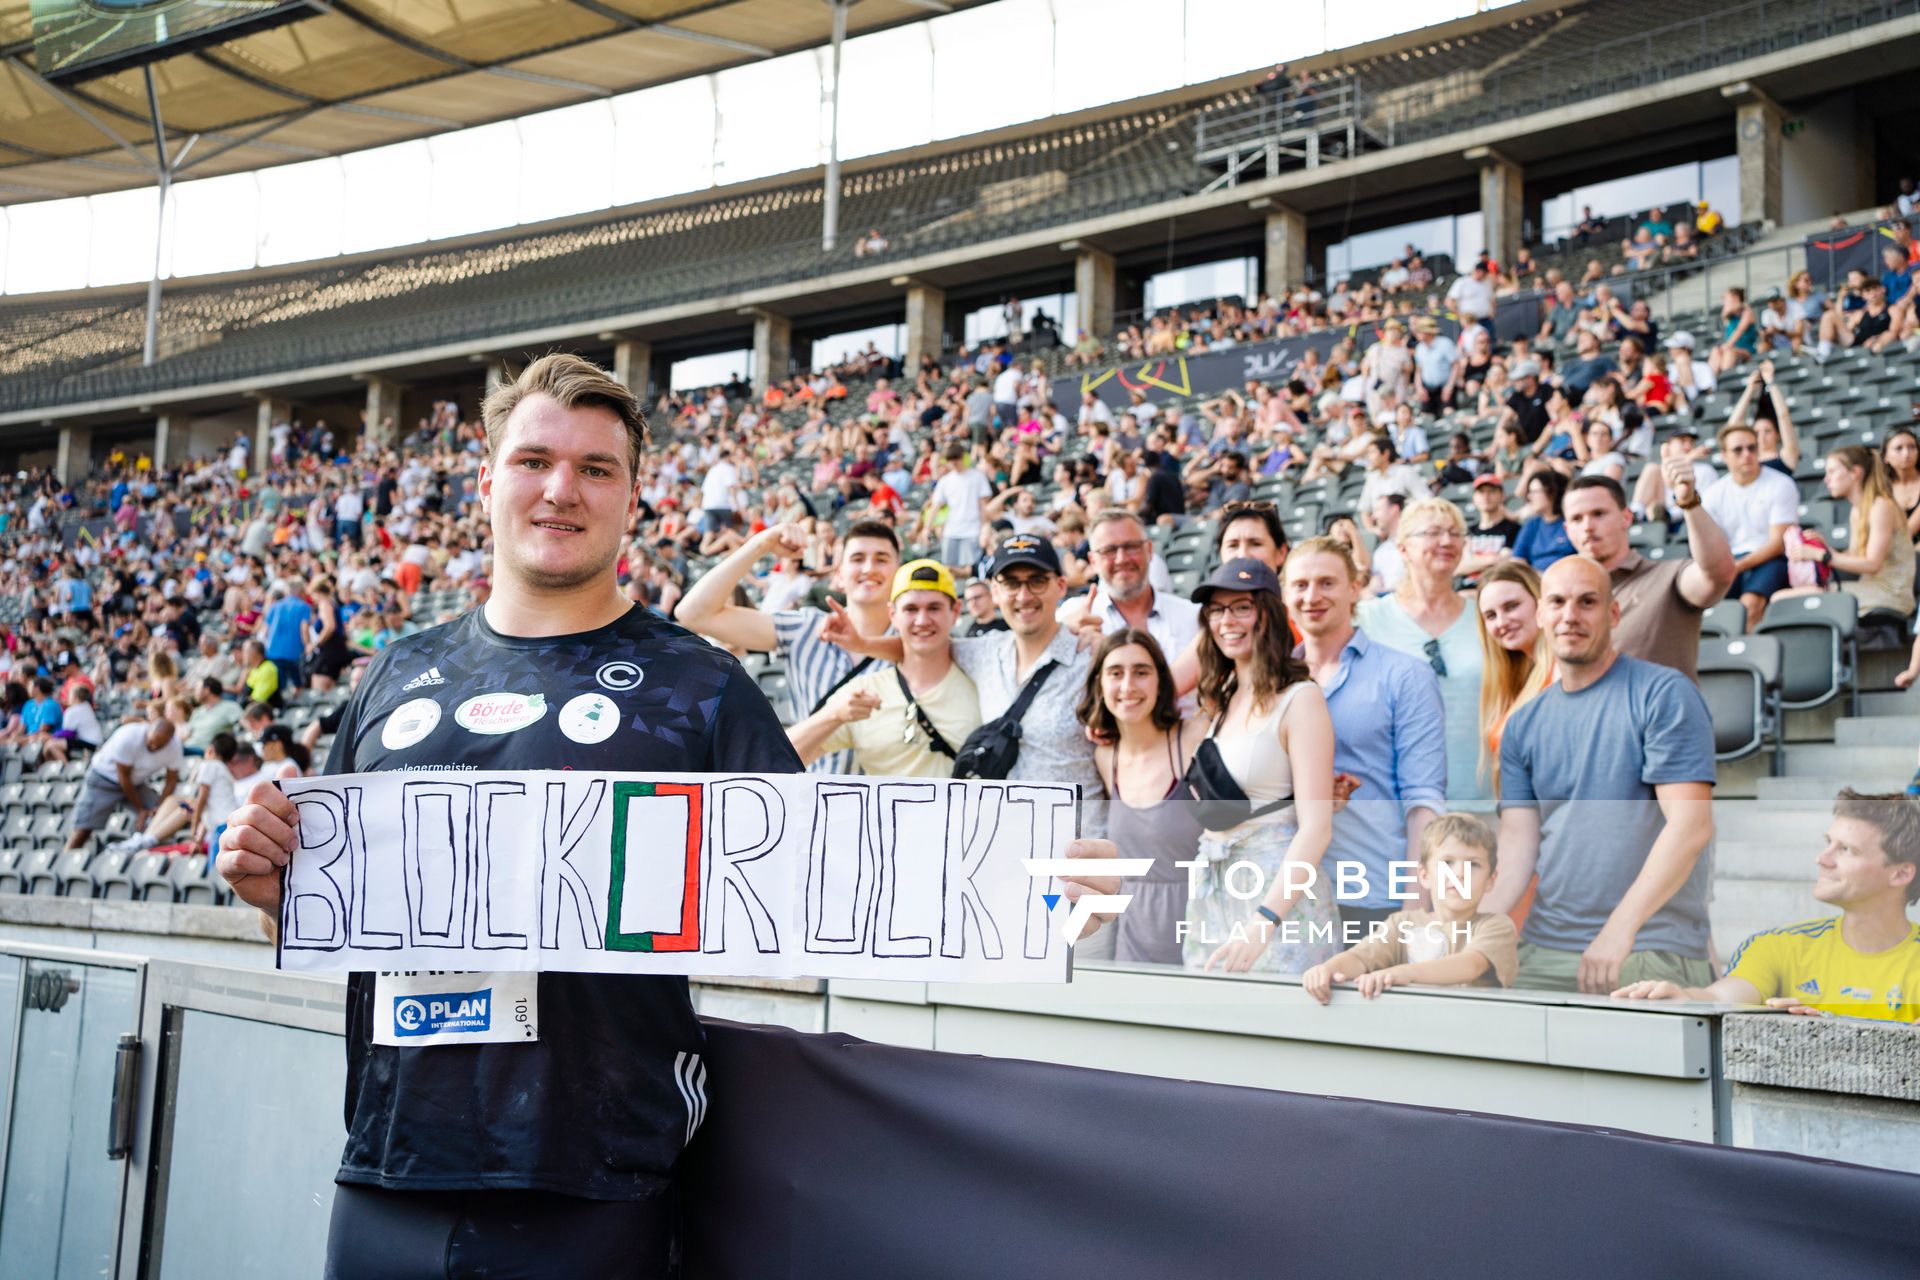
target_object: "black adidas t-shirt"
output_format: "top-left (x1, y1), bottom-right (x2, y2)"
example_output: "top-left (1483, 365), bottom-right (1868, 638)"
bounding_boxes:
top-left (326, 605), bottom-right (800, 1200)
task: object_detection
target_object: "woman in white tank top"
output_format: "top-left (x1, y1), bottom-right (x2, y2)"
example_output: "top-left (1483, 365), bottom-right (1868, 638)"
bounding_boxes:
top-left (1183, 558), bottom-right (1343, 975)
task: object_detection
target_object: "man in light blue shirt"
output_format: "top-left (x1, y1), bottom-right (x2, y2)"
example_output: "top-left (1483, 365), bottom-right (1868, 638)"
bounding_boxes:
top-left (1285, 537), bottom-right (1446, 940)
top-left (1488, 556), bottom-right (1716, 994)
top-left (1410, 318), bottom-right (1458, 416)
top-left (55, 566), bottom-right (92, 620)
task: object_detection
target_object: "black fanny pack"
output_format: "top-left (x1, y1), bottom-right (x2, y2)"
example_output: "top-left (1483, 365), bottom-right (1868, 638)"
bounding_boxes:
top-left (1182, 717), bottom-right (1292, 832)
top-left (952, 660), bottom-right (1057, 780)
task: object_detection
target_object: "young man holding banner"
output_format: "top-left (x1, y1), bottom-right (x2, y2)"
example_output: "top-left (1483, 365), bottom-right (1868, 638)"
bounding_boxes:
top-left (218, 355), bottom-right (807, 1277)
top-left (221, 354), bottom-right (1121, 1277)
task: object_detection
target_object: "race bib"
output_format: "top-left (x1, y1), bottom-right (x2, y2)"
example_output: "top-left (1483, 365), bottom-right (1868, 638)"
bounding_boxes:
top-left (372, 971), bottom-right (539, 1047)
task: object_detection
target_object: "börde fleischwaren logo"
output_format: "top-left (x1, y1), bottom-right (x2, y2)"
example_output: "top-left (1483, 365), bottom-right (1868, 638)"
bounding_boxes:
top-left (455, 691), bottom-right (547, 735)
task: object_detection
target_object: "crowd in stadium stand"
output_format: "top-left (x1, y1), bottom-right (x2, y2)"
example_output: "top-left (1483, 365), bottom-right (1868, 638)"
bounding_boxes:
top-left (4, 204), bottom-right (1920, 1019)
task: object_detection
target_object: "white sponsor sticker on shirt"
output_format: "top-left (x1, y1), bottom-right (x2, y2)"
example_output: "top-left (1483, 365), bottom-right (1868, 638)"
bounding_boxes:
top-left (380, 697), bottom-right (442, 751)
top-left (454, 691), bottom-right (547, 735)
top-left (373, 970), bottom-right (538, 1047)
top-left (557, 692), bottom-right (620, 745)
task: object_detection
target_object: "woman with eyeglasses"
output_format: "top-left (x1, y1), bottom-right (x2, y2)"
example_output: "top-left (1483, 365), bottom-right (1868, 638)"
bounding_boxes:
top-left (1183, 559), bottom-right (1341, 974)
top-left (1356, 498), bottom-right (1490, 809)
top-left (1076, 629), bottom-right (1204, 965)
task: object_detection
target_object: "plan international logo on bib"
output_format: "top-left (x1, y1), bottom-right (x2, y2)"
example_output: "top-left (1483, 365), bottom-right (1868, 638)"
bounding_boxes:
top-left (393, 988), bottom-right (493, 1037)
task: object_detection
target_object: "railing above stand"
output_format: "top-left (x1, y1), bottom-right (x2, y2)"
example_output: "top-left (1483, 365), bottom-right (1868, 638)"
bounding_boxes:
top-left (1194, 79), bottom-right (1388, 193)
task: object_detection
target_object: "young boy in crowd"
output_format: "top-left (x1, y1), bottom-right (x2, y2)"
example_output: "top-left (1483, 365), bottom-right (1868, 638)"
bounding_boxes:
top-left (1301, 813), bottom-right (1519, 1002)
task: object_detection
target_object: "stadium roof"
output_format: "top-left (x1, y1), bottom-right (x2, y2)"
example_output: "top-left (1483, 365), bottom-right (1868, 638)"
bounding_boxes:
top-left (0, 0), bottom-right (990, 202)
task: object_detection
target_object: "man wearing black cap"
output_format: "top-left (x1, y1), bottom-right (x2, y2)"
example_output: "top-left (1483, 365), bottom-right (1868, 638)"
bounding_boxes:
top-left (824, 532), bottom-right (1112, 957)
top-left (1462, 474), bottom-right (1523, 576)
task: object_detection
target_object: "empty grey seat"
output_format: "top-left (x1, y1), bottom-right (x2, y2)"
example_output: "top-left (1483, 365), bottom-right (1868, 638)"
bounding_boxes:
top-left (53, 849), bottom-right (95, 897)
top-left (131, 853), bottom-right (176, 903)
top-left (22, 848), bottom-right (62, 896)
top-left (172, 853), bottom-right (223, 905)
top-left (1756, 593), bottom-right (1858, 716)
top-left (95, 850), bottom-right (139, 901)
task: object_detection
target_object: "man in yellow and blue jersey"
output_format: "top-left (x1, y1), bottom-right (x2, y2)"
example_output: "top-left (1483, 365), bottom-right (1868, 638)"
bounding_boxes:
top-left (1613, 789), bottom-right (1920, 1022)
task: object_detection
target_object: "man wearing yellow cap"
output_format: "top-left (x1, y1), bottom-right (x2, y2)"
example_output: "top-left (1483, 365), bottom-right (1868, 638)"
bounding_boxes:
top-left (787, 559), bottom-right (981, 777)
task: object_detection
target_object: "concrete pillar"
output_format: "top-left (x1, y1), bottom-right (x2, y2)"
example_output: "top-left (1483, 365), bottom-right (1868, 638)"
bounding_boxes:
top-left (1469, 147), bottom-right (1524, 272)
top-left (54, 422), bottom-right (92, 486)
top-left (363, 375), bottom-right (404, 452)
top-left (747, 310), bottom-right (791, 396)
top-left (153, 413), bottom-right (175, 470)
top-left (901, 279), bottom-right (946, 372)
top-left (1727, 83), bottom-right (1783, 228)
top-left (1072, 246), bottom-right (1116, 345)
top-left (612, 339), bottom-right (653, 401)
top-left (1262, 205), bottom-right (1308, 295)
top-left (253, 398), bottom-right (288, 476)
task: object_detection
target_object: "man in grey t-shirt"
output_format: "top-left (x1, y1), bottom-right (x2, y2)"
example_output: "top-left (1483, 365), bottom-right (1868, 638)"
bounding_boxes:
top-left (1488, 557), bottom-right (1717, 993)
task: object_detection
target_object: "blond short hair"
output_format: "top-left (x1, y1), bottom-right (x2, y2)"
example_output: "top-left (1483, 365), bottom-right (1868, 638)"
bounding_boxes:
top-left (1420, 812), bottom-right (1498, 871)
top-left (1397, 496), bottom-right (1468, 545)
top-left (1287, 535), bottom-right (1365, 584)
top-left (481, 353), bottom-right (649, 479)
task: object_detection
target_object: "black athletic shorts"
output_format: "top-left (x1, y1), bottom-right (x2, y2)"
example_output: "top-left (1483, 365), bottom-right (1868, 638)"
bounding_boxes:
top-left (324, 1183), bottom-right (673, 1279)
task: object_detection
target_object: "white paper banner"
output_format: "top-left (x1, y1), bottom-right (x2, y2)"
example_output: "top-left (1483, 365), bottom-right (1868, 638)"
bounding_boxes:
top-left (276, 770), bottom-right (1079, 982)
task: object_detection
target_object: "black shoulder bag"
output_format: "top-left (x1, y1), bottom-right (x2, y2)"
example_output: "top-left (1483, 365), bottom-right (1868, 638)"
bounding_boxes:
top-left (952, 660), bottom-right (1058, 780)
top-left (895, 668), bottom-right (957, 760)
top-left (1182, 709), bottom-right (1293, 832)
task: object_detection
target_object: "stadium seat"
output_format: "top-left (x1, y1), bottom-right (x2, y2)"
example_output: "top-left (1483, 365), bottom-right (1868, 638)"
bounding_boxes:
top-left (90, 849), bottom-right (139, 899)
top-left (1755, 593), bottom-right (1858, 715)
top-left (756, 669), bottom-right (794, 723)
top-left (0, 847), bottom-right (21, 894)
top-left (1, 812), bottom-right (33, 846)
top-left (22, 849), bottom-right (62, 896)
top-left (54, 849), bottom-right (96, 897)
top-left (1700, 599), bottom-right (1746, 638)
top-left (1627, 522), bottom-right (1667, 549)
top-left (131, 853), bottom-right (176, 903)
top-left (29, 812), bottom-right (66, 845)
top-left (172, 853), bottom-right (223, 905)
top-left (1699, 635), bottom-right (1784, 774)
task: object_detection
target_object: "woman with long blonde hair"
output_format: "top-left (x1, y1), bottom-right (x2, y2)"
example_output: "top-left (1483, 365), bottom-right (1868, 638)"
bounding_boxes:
top-left (1474, 559), bottom-right (1554, 792)
top-left (1784, 444), bottom-right (1914, 618)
